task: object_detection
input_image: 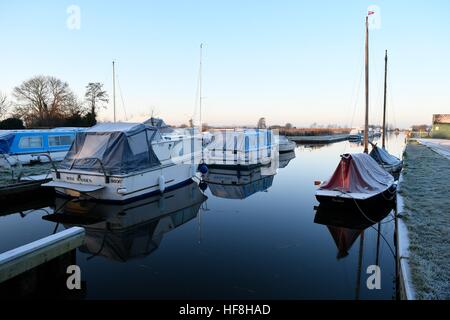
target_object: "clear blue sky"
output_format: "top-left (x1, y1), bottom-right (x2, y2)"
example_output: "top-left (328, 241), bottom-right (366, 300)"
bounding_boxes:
top-left (1, 0), bottom-right (449, 128)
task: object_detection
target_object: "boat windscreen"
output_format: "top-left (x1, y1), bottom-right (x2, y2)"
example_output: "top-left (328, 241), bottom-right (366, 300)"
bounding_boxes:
top-left (59, 124), bottom-right (161, 175)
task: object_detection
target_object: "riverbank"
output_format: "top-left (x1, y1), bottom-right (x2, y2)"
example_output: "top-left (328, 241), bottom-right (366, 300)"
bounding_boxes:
top-left (398, 140), bottom-right (450, 299)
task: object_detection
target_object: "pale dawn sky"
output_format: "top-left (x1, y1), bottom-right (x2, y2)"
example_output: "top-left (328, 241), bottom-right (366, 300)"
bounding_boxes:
top-left (1, 0), bottom-right (449, 128)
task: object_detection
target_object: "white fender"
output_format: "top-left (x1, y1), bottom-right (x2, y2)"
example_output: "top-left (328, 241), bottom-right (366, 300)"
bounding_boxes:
top-left (158, 175), bottom-right (165, 193)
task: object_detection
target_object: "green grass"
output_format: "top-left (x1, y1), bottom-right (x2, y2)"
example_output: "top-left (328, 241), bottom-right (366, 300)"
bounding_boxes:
top-left (400, 141), bottom-right (450, 299)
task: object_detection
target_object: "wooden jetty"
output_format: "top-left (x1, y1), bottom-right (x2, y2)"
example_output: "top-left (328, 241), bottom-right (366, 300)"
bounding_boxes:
top-left (0, 227), bottom-right (85, 284)
top-left (288, 134), bottom-right (350, 144)
top-left (0, 174), bottom-right (53, 203)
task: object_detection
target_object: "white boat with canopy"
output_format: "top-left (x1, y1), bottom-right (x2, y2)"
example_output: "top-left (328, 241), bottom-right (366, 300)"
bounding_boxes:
top-left (42, 122), bottom-right (197, 202)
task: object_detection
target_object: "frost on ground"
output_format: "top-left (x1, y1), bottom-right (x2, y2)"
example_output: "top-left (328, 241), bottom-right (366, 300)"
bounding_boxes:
top-left (400, 141), bottom-right (450, 299)
top-left (0, 163), bottom-right (52, 185)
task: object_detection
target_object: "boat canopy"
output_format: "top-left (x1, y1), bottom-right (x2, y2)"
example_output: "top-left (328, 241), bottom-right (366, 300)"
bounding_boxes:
top-left (319, 153), bottom-right (394, 195)
top-left (143, 117), bottom-right (174, 134)
top-left (370, 145), bottom-right (401, 166)
top-left (59, 123), bottom-right (161, 175)
top-left (207, 129), bottom-right (272, 152)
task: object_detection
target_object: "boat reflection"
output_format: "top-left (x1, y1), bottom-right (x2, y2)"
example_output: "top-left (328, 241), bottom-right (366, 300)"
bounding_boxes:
top-left (278, 150), bottom-right (296, 169)
top-left (203, 164), bottom-right (276, 200)
top-left (43, 181), bottom-right (207, 262)
top-left (314, 203), bottom-right (394, 299)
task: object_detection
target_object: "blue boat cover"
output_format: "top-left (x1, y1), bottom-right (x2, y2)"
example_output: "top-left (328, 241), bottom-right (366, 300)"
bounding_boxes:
top-left (0, 133), bottom-right (14, 153)
top-left (59, 123), bottom-right (161, 175)
top-left (370, 146), bottom-right (401, 166)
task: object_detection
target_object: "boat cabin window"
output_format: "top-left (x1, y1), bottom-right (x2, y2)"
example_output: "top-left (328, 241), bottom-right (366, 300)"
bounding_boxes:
top-left (77, 134), bottom-right (109, 159)
top-left (128, 132), bottom-right (148, 156)
top-left (18, 136), bottom-right (43, 148)
top-left (49, 135), bottom-right (74, 146)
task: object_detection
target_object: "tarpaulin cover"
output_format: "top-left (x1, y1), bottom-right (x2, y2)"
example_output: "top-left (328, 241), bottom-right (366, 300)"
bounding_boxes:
top-left (0, 133), bottom-right (14, 153)
top-left (320, 153), bottom-right (394, 194)
top-left (59, 122), bottom-right (161, 175)
top-left (144, 117), bottom-right (174, 134)
top-left (207, 129), bottom-right (271, 152)
top-left (370, 145), bottom-right (401, 166)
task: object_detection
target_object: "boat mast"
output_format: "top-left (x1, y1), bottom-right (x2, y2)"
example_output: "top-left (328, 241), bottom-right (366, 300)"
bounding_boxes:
top-left (199, 43), bottom-right (203, 132)
top-left (364, 16), bottom-right (369, 153)
top-left (112, 61), bottom-right (116, 123)
top-left (382, 50), bottom-right (388, 148)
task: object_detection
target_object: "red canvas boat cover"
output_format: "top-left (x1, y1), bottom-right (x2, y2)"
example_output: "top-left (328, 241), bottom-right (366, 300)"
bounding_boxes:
top-left (320, 153), bottom-right (394, 194)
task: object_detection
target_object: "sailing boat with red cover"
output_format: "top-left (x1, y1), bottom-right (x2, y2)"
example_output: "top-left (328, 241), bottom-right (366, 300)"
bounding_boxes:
top-left (315, 13), bottom-right (397, 209)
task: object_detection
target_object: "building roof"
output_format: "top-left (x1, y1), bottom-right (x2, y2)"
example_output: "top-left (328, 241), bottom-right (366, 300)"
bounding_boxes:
top-left (433, 114), bottom-right (450, 124)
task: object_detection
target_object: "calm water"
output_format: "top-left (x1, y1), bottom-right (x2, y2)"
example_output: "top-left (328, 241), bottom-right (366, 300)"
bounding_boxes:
top-left (0, 133), bottom-right (406, 299)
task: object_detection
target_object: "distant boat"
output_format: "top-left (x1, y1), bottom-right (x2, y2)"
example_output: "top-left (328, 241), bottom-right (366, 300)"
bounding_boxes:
top-left (315, 14), bottom-right (397, 209)
top-left (204, 129), bottom-right (275, 169)
top-left (0, 128), bottom-right (83, 167)
top-left (42, 122), bottom-right (196, 203)
top-left (369, 50), bottom-right (403, 176)
top-left (277, 135), bottom-right (296, 153)
top-left (348, 128), bottom-right (363, 142)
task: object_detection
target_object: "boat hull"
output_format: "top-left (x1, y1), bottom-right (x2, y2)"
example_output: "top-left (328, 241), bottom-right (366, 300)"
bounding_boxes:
top-left (49, 163), bottom-right (195, 203)
top-left (279, 141), bottom-right (296, 153)
top-left (315, 184), bottom-right (397, 211)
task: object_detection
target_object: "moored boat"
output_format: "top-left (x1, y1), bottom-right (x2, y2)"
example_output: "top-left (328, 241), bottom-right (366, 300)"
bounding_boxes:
top-left (277, 135), bottom-right (296, 153)
top-left (369, 144), bottom-right (403, 175)
top-left (204, 129), bottom-right (276, 169)
top-left (42, 122), bottom-right (196, 203)
top-left (0, 128), bottom-right (83, 167)
top-left (370, 51), bottom-right (403, 176)
top-left (315, 153), bottom-right (396, 210)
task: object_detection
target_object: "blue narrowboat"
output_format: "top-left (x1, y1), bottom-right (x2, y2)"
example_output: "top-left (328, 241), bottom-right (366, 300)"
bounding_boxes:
top-left (0, 128), bottom-right (84, 167)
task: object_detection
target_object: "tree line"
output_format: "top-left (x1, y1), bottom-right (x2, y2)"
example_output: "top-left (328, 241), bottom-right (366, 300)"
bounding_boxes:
top-left (0, 76), bottom-right (109, 129)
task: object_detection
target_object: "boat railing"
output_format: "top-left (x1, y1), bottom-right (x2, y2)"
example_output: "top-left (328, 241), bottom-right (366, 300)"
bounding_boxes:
top-left (36, 153), bottom-right (61, 179)
top-left (69, 157), bottom-right (109, 183)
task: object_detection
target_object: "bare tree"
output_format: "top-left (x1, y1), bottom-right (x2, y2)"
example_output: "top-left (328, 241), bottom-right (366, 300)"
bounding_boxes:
top-left (13, 76), bottom-right (80, 126)
top-left (0, 91), bottom-right (10, 119)
top-left (285, 123), bottom-right (293, 129)
top-left (85, 82), bottom-right (109, 118)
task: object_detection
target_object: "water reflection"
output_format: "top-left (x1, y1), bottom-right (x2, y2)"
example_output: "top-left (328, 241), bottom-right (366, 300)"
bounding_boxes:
top-left (43, 181), bottom-right (207, 262)
top-left (203, 165), bottom-right (276, 200)
top-left (278, 151), bottom-right (296, 169)
top-left (314, 203), bottom-right (393, 258)
top-left (314, 203), bottom-right (395, 299)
